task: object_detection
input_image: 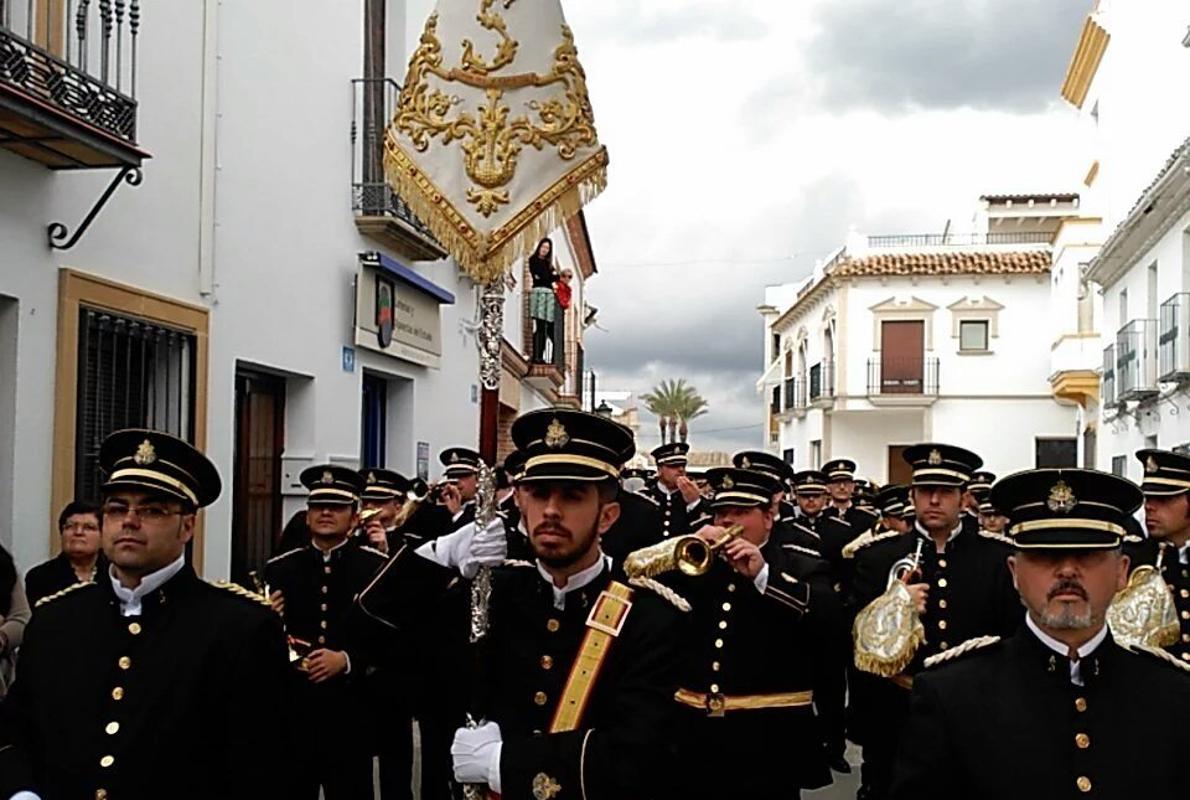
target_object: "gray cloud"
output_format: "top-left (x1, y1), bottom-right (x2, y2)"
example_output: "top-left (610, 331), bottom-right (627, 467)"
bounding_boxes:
top-left (577, 3), bottom-right (767, 46)
top-left (805, 0), bottom-right (1089, 112)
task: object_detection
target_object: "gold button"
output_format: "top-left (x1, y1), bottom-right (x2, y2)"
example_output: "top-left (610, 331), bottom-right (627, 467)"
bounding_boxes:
top-left (1075, 697), bottom-right (1087, 712)
top-left (318, 636), bottom-right (326, 645)
top-left (937, 578), bottom-right (948, 588)
top-left (1180, 589), bottom-right (1188, 599)
top-left (320, 620), bottom-right (328, 629)
top-left (1182, 610), bottom-right (1189, 620)
top-left (938, 599), bottom-right (948, 610)
top-left (96, 791), bottom-right (109, 800)
top-left (937, 620), bottom-right (948, 630)
top-left (939, 641), bottom-right (949, 650)
top-left (321, 585), bottom-right (328, 594)
top-left (540, 655), bottom-right (553, 670)
top-left (1182, 634), bottom-right (1190, 643)
top-left (714, 638), bottom-right (724, 649)
top-left (712, 661), bottom-right (721, 671)
top-left (324, 566), bottom-right (332, 574)
top-left (105, 721), bottom-right (120, 735)
top-left (718, 620), bottom-right (728, 630)
top-left (722, 602), bottom-right (732, 612)
top-left (1182, 652), bottom-right (1190, 661)
top-left (710, 683), bottom-right (720, 693)
top-left (118, 656), bottom-right (132, 670)
top-left (546, 618), bottom-right (561, 633)
top-left (100, 755), bottom-right (115, 768)
top-left (1075, 733), bottom-right (1090, 749)
top-left (533, 691), bottom-right (547, 706)
top-left (128, 622), bottom-right (141, 635)
top-left (938, 559), bottom-right (947, 568)
top-left (320, 603), bottom-right (328, 612)
top-left (1076, 776), bottom-right (1091, 793)
top-left (727, 583), bottom-right (737, 593)
top-left (111, 687), bottom-right (124, 701)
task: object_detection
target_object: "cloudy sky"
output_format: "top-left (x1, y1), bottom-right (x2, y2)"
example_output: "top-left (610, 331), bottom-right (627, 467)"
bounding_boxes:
top-left (561, 0), bottom-right (1091, 453)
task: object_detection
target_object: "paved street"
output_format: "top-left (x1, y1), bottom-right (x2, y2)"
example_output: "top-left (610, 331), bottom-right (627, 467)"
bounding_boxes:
top-left (806, 744), bottom-right (862, 799)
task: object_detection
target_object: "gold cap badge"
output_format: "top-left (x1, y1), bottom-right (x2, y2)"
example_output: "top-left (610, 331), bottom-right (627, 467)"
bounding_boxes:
top-left (721, 475), bottom-right (735, 489)
top-left (927, 448), bottom-right (943, 466)
top-left (133, 439), bottom-right (157, 466)
top-left (741, 456), bottom-right (751, 468)
top-left (544, 418), bottom-right (570, 449)
top-left (532, 773), bottom-right (561, 800)
top-left (450, 452), bottom-right (459, 463)
top-left (1146, 456), bottom-right (1159, 474)
top-left (1046, 480), bottom-right (1077, 513)
top-left (367, 472), bottom-right (377, 484)
top-left (321, 470), bottom-right (334, 484)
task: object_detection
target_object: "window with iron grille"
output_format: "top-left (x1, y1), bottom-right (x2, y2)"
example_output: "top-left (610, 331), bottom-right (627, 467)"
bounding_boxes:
top-left (74, 307), bottom-right (197, 502)
top-left (1110, 455), bottom-right (1127, 477)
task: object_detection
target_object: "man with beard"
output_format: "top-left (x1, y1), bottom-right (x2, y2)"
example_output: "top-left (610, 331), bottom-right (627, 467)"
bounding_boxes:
top-left (1130, 449), bottom-right (1190, 662)
top-left (265, 465), bottom-right (388, 799)
top-left (667, 466), bottom-right (831, 798)
top-left (357, 409), bottom-right (684, 799)
top-left (849, 444), bottom-right (1019, 800)
top-left (0, 430), bottom-right (291, 799)
top-left (892, 468), bottom-right (1190, 798)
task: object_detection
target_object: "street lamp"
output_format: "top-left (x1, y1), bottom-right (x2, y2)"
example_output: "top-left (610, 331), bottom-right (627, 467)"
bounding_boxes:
top-left (595, 400), bottom-right (613, 417)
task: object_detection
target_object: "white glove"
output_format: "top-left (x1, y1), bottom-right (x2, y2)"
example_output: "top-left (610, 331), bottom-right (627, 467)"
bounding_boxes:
top-left (460, 517), bottom-right (508, 578)
top-left (416, 522), bottom-right (477, 570)
top-left (451, 721), bottom-right (503, 791)
top-left (11, 792), bottom-right (43, 800)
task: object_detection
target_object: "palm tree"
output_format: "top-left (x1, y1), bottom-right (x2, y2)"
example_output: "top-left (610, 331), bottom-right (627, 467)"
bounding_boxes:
top-left (641, 379), bottom-right (709, 444)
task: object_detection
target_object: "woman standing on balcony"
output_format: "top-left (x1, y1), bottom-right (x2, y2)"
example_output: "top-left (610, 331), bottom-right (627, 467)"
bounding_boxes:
top-left (527, 237), bottom-right (558, 362)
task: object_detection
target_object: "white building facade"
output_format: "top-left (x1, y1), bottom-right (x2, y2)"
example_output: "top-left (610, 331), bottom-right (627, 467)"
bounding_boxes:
top-left (760, 220), bottom-right (1080, 485)
top-left (0, 0), bottom-right (598, 584)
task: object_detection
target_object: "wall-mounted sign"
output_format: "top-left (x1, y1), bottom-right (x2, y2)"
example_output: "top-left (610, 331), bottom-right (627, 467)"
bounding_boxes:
top-left (355, 252), bottom-right (455, 369)
top-left (341, 346), bottom-right (356, 373)
top-left (376, 277), bottom-right (395, 349)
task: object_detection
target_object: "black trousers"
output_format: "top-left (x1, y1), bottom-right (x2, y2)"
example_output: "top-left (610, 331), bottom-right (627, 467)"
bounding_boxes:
top-left (290, 681), bottom-right (375, 800)
top-left (417, 713), bottom-right (458, 800)
top-left (814, 632), bottom-right (850, 758)
top-left (376, 715), bottom-right (414, 799)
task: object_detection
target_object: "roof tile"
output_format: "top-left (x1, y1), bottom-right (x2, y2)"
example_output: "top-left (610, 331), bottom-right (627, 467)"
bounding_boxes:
top-left (831, 250), bottom-right (1051, 278)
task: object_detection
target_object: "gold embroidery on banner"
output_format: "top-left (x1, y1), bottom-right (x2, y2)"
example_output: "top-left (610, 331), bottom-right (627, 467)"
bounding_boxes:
top-left (393, 4), bottom-right (600, 217)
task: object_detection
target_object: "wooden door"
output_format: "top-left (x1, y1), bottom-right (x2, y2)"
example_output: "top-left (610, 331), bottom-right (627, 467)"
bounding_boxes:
top-left (231, 370), bottom-right (285, 586)
top-left (881, 320), bottom-right (924, 393)
top-left (887, 445), bottom-right (914, 487)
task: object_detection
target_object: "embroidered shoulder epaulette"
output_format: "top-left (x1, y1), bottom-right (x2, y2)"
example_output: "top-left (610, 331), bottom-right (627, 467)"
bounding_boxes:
top-left (825, 516), bottom-right (853, 529)
top-left (781, 543), bottom-right (823, 558)
top-left (788, 520), bottom-right (821, 539)
top-left (850, 530), bottom-right (903, 555)
top-left (34, 580), bottom-right (96, 608)
top-left (634, 490), bottom-right (660, 507)
top-left (841, 531), bottom-right (874, 559)
top-left (1123, 534), bottom-right (1144, 544)
top-left (923, 635), bottom-right (1001, 669)
top-left (266, 547), bottom-right (304, 565)
top-left (978, 530), bottom-right (1015, 546)
top-left (1126, 643), bottom-right (1190, 674)
top-left (210, 580), bottom-right (272, 608)
top-left (360, 545), bottom-right (389, 559)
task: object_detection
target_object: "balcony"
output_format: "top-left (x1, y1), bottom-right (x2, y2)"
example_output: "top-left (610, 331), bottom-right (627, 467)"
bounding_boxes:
top-left (1116, 319), bottom-right (1158, 402)
top-left (351, 77), bottom-right (446, 261)
top-left (1159, 293), bottom-right (1190, 383)
top-left (781, 376), bottom-right (806, 416)
top-left (866, 231), bottom-right (1053, 248)
top-left (0, 1), bottom-right (144, 168)
top-left (523, 292), bottom-right (566, 392)
top-left (1101, 344), bottom-right (1116, 410)
top-left (866, 356), bottom-right (940, 404)
top-left (809, 361), bottom-right (836, 405)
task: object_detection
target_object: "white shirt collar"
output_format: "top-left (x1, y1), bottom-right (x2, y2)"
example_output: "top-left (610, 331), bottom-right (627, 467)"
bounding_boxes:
top-left (109, 553), bottom-right (186, 617)
top-left (312, 537), bottom-right (350, 562)
top-left (1179, 541), bottom-right (1190, 565)
top-left (915, 520), bottom-right (963, 543)
top-left (536, 552), bottom-right (610, 610)
top-left (1025, 613), bottom-right (1108, 686)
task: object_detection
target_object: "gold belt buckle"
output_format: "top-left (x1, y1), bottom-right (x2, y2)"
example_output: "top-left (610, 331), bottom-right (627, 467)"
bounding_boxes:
top-left (705, 692), bottom-right (726, 718)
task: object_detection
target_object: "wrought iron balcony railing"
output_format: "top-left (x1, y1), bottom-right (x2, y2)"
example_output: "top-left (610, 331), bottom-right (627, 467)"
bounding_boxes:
top-left (351, 77), bottom-right (445, 260)
top-left (1101, 344), bottom-right (1116, 408)
top-left (1159, 294), bottom-right (1190, 383)
top-left (809, 361), bottom-right (836, 401)
top-left (782, 376), bottom-right (807, 412)
top-left (866, 231), bottom-right (1052, 248)
top-left (0, 0), bottom-right (142, 168)
top-left (866, 357), bottom-right (940, 396)
top-left (1116, 318), bottom-right (1159, 402)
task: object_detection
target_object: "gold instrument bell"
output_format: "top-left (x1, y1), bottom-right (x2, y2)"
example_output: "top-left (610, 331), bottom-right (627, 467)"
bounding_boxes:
top-left (623, 525), bottom-right (744, 579)
top-left (853, 539), bottom-right (926, 677)
top-left (1107, 548), bottom-right (1180, 649)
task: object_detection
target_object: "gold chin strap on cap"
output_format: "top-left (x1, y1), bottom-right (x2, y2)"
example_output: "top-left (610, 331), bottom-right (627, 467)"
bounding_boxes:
top-left (548, 581), bottom-right (634, 733)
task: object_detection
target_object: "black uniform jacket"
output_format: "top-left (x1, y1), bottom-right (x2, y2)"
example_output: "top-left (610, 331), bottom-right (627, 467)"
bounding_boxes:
top-left (601, 489), bottom-right (664, 562)
top-left (642, 484), bottom-right (699, 539)
top-left (357, 547), bottom-right (684, 800)
top-left (1124, 535), bottom-right (1190, 662)
top-left (891, 629), bottom-right (1190, 799)
top-left (850, 517), bottom-right (1020, 663)
top-left (664, 535), bottom-right (831, 791)
top-left (24, 552), bottom-right (105, 607)
top-left (0, 566), bottom-right (291, 799)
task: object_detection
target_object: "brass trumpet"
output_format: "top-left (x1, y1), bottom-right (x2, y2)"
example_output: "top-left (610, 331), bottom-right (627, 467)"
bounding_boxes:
top-left (887, 538), bottom-right (925, 588)
top-left (624, 524), bottom-right (745, 579)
